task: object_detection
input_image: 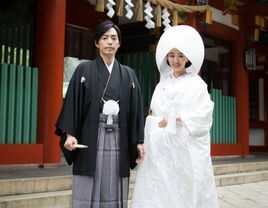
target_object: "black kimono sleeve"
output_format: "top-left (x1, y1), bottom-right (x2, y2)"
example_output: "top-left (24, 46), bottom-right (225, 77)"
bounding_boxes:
top-left (55, 63), bottom-right (88, 165)
top-left (132, 71), bottom-right (144, 144)
top-left (128, 68), bottom-right (144, 169)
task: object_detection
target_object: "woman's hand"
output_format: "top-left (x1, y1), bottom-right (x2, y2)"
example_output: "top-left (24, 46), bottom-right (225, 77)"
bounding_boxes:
top-left (176, 117), bottom-right (181, 123)
top-left (64, 134), bottom-right (78, 151)
top-left (158, 117), bottom-right (168, 128)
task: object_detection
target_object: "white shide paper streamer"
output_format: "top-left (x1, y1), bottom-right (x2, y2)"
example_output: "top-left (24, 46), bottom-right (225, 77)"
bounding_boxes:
top-left (125, 0), bottom-right (134, 19)
top-left (106, 0), bottom-right (116, 18)
top-left (144, 1), bottom-right (155, 29)
top-left (162, 7), bottom-right (171, 31)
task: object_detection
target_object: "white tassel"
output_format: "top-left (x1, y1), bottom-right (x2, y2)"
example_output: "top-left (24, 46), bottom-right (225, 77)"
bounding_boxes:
top-left (107, 115), bottom-right (113, 125)
top-left (102, 100), bottom-right (120, 124)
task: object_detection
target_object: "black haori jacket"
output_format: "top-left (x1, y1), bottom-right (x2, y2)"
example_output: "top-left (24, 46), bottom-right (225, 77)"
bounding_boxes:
top-left (55, 57), bottom-right (144, 177)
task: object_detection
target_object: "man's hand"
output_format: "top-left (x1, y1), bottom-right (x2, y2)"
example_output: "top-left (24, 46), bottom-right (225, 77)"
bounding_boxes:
top-left (136, 144), bottom-right (145, 164)
top-left (64, 134), bottom-right (78, 151)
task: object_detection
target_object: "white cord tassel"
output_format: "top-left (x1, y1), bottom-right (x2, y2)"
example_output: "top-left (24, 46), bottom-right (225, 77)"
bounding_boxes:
top-left (106, 0), bottom-right (116, 18)
top-left (102, 100), bottom-right (120, 124)
top-left (125, 0), bottom-right (134, 19)
top-left (162, 7), bottom-right (171, 31)
top-left (144, 1), bottom-right (155, 29)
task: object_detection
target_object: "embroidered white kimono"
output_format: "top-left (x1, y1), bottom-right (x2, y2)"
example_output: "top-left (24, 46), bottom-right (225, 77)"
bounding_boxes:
top-left (131, 72), bottom-right (219, 208)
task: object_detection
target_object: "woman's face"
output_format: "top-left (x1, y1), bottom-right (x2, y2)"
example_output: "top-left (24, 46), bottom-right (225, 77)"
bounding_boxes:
top-left (95, 27), bottom-right (120, 58)
top-left (167, 48), bottom-right (189, 76)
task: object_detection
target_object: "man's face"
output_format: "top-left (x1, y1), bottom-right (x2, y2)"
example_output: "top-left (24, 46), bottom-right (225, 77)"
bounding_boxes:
top-left (95, 27), bottom-right (120, 58)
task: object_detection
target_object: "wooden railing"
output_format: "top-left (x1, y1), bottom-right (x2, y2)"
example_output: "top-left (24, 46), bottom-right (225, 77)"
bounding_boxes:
top-left (0, 63), bottom-right (38, 144)
top-left (210, 88), bottom-right (237, 144)
top-left (0, 24), bottom-right (34, 67)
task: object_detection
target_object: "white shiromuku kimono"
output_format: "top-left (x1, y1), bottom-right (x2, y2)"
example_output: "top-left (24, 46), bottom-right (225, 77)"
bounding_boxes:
top-left (131, 72), bottom-right (219, 208)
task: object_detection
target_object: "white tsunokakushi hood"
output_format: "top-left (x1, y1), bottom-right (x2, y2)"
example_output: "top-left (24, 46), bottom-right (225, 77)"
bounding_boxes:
top-left (155, 25), bottom-right (205, 80)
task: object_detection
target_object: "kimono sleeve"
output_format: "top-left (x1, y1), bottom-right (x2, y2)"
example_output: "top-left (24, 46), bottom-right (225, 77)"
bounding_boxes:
top-left (128, 68), bottom-right (144, 169)
top-left (179, 83), bottom-right (214, 138)
top-left (133, 71), bottom-right (144, 144)
top-left (55, 63), bottom-right (87, 164)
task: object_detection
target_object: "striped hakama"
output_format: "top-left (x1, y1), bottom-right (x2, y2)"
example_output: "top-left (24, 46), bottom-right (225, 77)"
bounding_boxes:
top-left (72, 114), bottom-right (129, 208)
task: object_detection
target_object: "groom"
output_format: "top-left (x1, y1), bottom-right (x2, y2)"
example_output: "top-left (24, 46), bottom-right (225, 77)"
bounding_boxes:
top-left (55, 20), bottom-right (145, 207)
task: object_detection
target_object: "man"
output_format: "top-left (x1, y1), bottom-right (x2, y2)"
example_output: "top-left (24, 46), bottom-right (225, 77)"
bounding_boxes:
top-left (55, 20), bottom-right (145, 208)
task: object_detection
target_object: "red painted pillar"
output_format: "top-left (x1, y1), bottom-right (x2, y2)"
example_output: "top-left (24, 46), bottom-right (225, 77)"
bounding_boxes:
top-left (232, 15), bottom-right (249, 156)
top-left (35, 0), bottom-right (66, 163)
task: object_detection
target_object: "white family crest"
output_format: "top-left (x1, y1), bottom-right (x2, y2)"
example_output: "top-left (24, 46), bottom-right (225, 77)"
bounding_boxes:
top-left (80, 76), bottom-right (86, 83)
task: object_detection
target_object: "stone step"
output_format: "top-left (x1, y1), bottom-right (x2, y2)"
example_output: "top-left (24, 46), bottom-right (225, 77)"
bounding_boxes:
top-left (213, 161), bottom-right (268, 175)
top-left (0, 176), bottom-right (72, 196)
top-left (1, 171), bottom-right (268, 208)
top-left (2, 168), bottom-right (265, 197)
top-left (0, 191), bottom-right (132, 208)
top-left (214, 169), bottom-right (268, 186)
top-left (0, 190), bottom-right (71, 208)
top-left (1, 161), bottom-right (268, 197)
top-left (1, 172), bottom-right (268, 208)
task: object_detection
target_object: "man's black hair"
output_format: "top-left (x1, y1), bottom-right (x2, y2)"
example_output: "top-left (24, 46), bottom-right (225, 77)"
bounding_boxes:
top-left (95, 20), bottom-right (122, 43)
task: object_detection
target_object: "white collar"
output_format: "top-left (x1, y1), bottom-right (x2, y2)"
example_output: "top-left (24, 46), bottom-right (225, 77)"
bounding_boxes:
top-left (105, 59), bottom-right (115, 74)
top-left (168, 72), bottom-right (189, 80)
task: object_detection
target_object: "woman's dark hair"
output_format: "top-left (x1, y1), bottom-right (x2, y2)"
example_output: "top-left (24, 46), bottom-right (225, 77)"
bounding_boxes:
top-left (95, 20), bottom-right (122, 44)
top-left (185, 61), bottom-right (192, 68)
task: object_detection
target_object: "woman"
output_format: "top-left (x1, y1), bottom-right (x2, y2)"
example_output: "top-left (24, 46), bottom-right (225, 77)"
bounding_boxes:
top-left (131, 25), bottom-right (219, 208)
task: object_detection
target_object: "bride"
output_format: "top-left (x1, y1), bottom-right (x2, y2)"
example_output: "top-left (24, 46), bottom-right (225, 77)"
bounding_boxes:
top-left (131, 25), bottom-right (219, 208)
